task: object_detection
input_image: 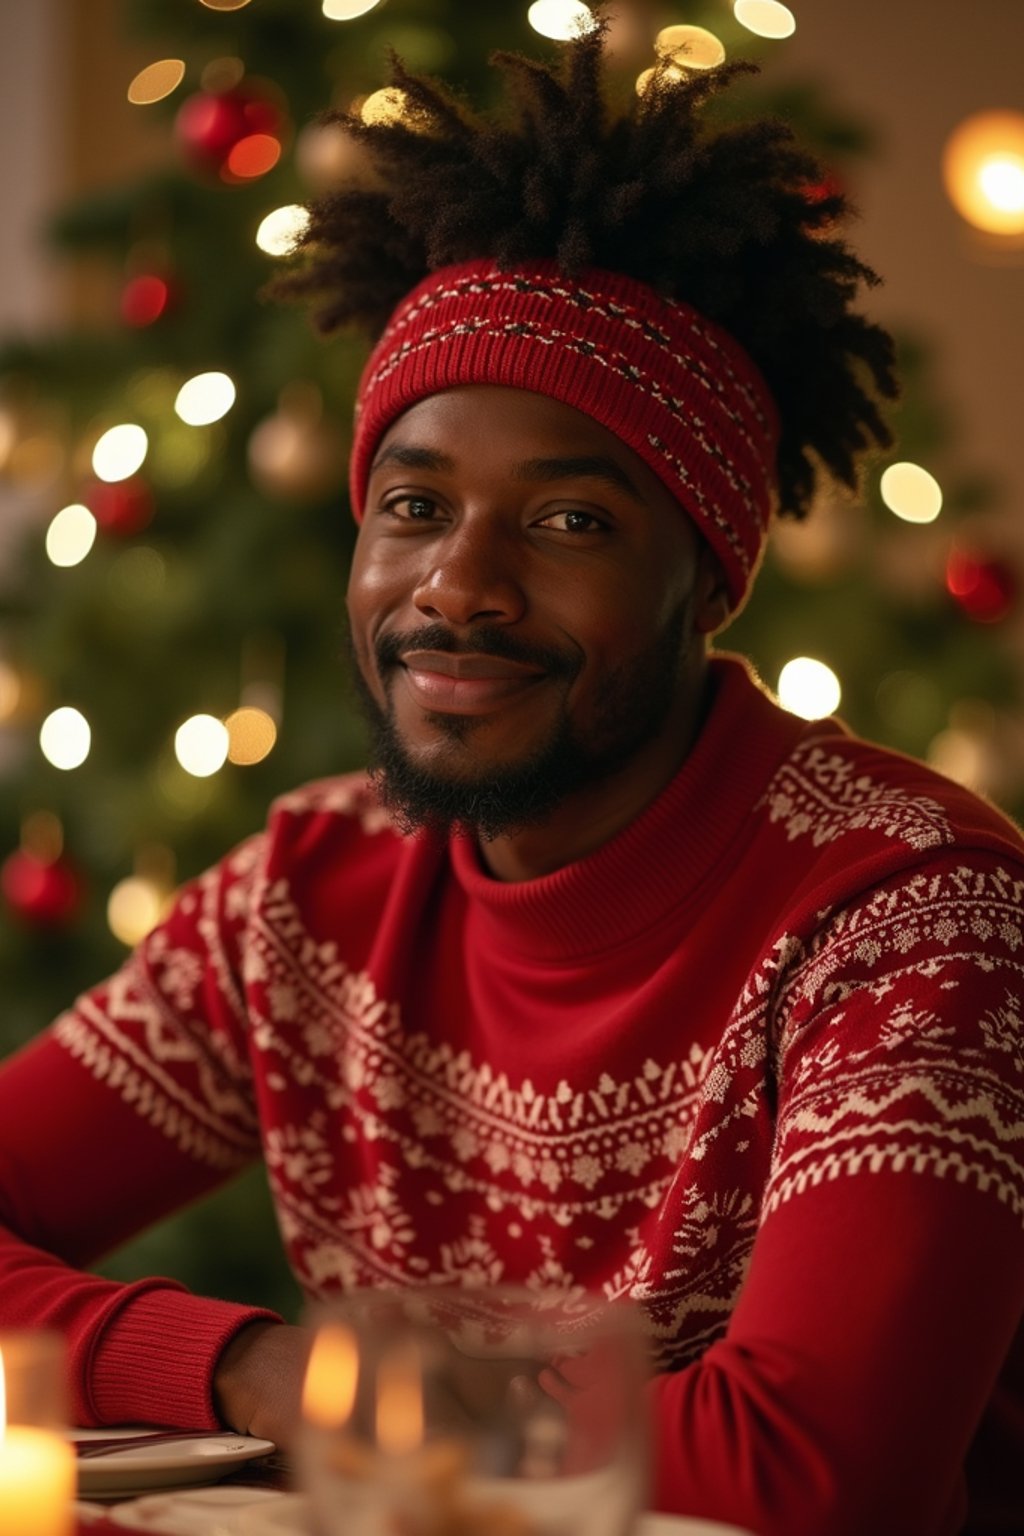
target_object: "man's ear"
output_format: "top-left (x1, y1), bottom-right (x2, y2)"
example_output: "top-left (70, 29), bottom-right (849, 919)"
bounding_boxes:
top-left (693, 545), bottom-right (731, 635)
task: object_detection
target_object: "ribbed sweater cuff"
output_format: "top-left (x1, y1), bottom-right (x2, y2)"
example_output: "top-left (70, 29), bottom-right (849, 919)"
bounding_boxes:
top-left (89, 1285), bottom-right (282, 1428)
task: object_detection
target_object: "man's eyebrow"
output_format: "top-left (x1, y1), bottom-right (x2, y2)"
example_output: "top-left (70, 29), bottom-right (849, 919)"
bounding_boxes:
top-left (512, 455), bottom-right (645, 504)
top-left (369, 444), bottom-right (456, 474)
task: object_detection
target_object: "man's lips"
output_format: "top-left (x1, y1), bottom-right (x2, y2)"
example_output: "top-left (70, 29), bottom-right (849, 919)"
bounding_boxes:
top-left (398, 649), bottom-right (546, 714)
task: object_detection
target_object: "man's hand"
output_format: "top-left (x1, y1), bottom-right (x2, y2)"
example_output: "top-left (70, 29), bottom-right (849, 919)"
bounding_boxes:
top-left (212, 1321), bottom-right (313, 1449)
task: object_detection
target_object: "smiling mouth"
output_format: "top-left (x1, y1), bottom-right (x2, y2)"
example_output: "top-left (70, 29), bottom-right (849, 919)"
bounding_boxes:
top-left (399, 649), bottom-right (547, 715)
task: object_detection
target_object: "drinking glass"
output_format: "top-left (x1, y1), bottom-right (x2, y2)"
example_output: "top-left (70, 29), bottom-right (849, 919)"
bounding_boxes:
top-left (297, 1287), bottom-right (649, 1536)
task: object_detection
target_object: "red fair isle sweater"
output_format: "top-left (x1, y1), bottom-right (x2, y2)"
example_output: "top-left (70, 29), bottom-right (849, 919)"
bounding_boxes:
top-left (2, 656), bottom-right (1024, 1536)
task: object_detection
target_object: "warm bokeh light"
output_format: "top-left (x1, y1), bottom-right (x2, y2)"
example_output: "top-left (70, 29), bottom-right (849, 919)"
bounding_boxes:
top-left (225, 706), bottom-right (278, 765)
top-left (0, 660), bottom-right (21, 722)
top-left (302, 1324), bottom-right (360, 1427)
top-left (107, 875), bottom-right (168, 947)
top-left (174, 371), bottom-right (236, 426)
top-left (45, 504), bottom-right (97, 568)
top-left (879, 461), bottom-right (943, 524)
top-left (655, 24), bottom-right (726, 69)
top-left (91, 423), bottom-right (148, 483)
top-left (120, 274), bottom-right (172, 327)
top-left (322, 0), bottom-right (384, 16)
top-left (225, 133), bottom-right (282, 179)
top-left (40, 706), bottom-right (91, 770)
top-left (127, 59), bottom-right (186, 105)
top-left (375, 1343), bottom-right (424, 1456)
top-left (198, 0), bottom-right (253, 10)
top-left (733, 0), bottom-right (796, 40)
top-left (635, 64), bottom-right (685, 96)
top-left (943, 111), bottom-right (1024, 235)
top-left (174, 714), bottom-right (230, 777)
top-left (527, 0), bottom-right (597, 43)
top-left (777, 657), bottom-right (841, 721)
top-left (256, 205), bottom-right (311, 256)
top-left (360, 87), bottom-right (413, 127)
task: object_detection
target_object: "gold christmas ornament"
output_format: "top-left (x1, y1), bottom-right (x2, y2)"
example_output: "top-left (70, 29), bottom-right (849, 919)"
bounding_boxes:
top-left (247, 383), bottom-right (346, 502)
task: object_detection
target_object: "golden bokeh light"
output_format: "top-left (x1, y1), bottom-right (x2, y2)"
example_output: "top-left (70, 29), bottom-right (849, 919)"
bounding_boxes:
top-left (526, 0), bottom-right (597, 43)
top-left (777, 657), bottom-right (841, 721)
top-left (200, 57), bottom-right (246, 94)
top-left (127, 59), bottom-right (186, 106)
top-left (91, 424), bottom-right (148, 483)
top-left (360, 87), bottom-right (414, 127)
top-left (107, 876), bottom-right (169, 948)
top-left (198, 0), bottom-right (253, 10)
top-left (174, 371), bottom-right (236, 427)
top-left (256, 205), bottom-right (311, 257)
top-left (322, 0), bottom-right (384, 17)
top-left (880, 462), bottom-right (943, 524)
top-left (302, 1324), bottom-right (360, 1427)
top-left (733, 0), bottom-right (796, 40)
top-left (174, 714), bottom-right (230, 778)
top-left (635, 63), bottom-right (685, 96)
top-left (655, 24), bottom-right (726, 69)
top-left (0, 659), bottom-right (21, 723)
top-left (45, 504), bottom-right (97, 568)
top-left (39, 706), bottom-right (91, 771)
top-left (225, 706), bottom-right (278, 765)
top-left (943, 111), bottom-right (1024, 235)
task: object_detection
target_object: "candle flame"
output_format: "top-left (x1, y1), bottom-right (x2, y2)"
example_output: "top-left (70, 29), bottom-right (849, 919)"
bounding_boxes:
top-left (302, 1324), bottom-right (360, 1429)
top-left (376, 1341), bottom-right (424, 1456)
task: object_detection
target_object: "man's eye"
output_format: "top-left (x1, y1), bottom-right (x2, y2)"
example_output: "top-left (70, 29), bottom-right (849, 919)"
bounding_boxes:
top-left (386, 496), bottom-right (437, 520)
top-left (539, 509), bottom-right (605, 533)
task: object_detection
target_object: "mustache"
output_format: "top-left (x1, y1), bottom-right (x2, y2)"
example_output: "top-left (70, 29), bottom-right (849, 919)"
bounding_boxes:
top-left (374, 623), bottom-right (580, 680)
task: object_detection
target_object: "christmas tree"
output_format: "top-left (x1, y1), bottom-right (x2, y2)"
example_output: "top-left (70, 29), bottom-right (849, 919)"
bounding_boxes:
top-left (1, 0), bottom-right (1019, 1314)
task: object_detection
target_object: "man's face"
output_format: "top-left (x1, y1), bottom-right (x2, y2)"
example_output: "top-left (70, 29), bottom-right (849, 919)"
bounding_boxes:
top-left (346, 386), bottom-right (725, 842)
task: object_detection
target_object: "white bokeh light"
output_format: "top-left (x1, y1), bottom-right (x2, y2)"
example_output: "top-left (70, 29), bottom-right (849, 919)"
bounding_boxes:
top-left (45, 504), bottom-right (97, 567)
top-left (777, 657), bottom-right (841, 721)
top-left (733, 0), bottom-right (796, 40)
top-left (256, 204), bottom-right (311, 257)
top-left (40, 706), bottom-right (92, 770)
top-left (527, 0), bottom-right (597, 43)
top-left (880, 462), bottom-right (943, 524)
top-left (174, 372), bottom-right (237, 427)
top-left (174, 714), bottom-right (230, 777)
top-left (322, 0), bottom-right (382, 16)
top-left (107, 875), bottom-right (167, 947)
top-left (92, 424), bottom-right (148, 483)
top-left (978, 155), bottom-right (1024, 214)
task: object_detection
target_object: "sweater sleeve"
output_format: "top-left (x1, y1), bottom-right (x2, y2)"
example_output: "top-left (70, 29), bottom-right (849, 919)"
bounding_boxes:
top-left (0, 833), bottom-right (282, 1429)
top-left (648, 855), bottom-right (1024, 1536)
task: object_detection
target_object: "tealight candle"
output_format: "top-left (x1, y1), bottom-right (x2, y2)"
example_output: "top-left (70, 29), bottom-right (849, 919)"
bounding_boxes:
top-left (0, 1336), bottom-right (75, 1536)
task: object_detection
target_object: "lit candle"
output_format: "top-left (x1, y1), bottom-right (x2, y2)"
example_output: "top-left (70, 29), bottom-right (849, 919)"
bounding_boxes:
top-left (0, 1345), bottom-right (75, 1536)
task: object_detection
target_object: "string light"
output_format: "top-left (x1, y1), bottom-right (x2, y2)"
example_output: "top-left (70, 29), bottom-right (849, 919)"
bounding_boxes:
top-left (943, 111), bottom-right (1024, 236)
top-left (256, 205), bottom-right (311, 256)
top-left (225, 706), bottom-right (278, 765)
top-left (777, 657), bottom-right (841, 721)
top-left (92, 424), bottom-right (148, 482)
top-left (733, 0), bottom-right (796, 40)
top-left (322, 0), bottom-right (384, 16)
top-left (45, 504), bottom-right (97, 567)
top-left (879, 462), bottom-right (943, 524)
top-left (526, 0), bottom-right (597, 43)
top-left (127, 59), bottom-right (186, 106)
top-left (174, 714), bottom-right (229, 777)
top-left (39, 707), bottom-right (91, 770)
top-left (655, 25), bottom-right (726, 69)
top-left (174, 371), bottom-right (236, 426)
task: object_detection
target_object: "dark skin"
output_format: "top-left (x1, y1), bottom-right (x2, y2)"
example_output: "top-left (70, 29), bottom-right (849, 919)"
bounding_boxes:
top-left (213, 385), bottom-right (729, 1444)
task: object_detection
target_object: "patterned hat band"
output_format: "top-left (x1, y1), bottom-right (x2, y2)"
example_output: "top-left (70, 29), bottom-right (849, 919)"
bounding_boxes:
top-left (349, 259), bottom-right (780, 611)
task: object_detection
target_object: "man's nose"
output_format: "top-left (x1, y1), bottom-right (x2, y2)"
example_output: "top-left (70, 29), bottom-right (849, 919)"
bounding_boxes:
top-left (412, 518), bottom-right (526, 627)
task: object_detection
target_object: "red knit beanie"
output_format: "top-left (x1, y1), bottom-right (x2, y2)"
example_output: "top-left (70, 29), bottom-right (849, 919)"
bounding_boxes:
top-left (350, 258), bottom-right (780, 612)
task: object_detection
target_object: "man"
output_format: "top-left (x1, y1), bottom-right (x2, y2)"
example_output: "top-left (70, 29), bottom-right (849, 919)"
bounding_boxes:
top-left (2, 24), bottom-right (1023, 1535)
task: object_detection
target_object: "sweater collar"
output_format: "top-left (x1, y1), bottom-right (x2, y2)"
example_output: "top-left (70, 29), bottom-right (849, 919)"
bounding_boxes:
top-left (449, 654), bottom-right (807, 962)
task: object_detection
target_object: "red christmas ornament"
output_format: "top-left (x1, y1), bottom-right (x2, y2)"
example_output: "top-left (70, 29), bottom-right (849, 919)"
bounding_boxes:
top-left (946, 546), bottom-right (1017, 624)
top-left (120, 272), bottom-right (175, 328)
top-left (1, 848), bottom-right (83, 928)
top-left (174, 82), bottom-right (284, 175)
top-left (84, 476), bottom-right (154, 537)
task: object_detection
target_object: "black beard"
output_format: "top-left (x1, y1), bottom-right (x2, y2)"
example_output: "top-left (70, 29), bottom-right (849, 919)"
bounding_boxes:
top-left (347, 604), bottom-right (693, 843)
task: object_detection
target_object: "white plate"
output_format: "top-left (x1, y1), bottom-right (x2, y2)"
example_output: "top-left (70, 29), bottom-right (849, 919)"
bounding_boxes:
top-left (73, 1431), bottom-right (276, 1498)
top-left (240, 1494), bottom-right (752, 1536)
